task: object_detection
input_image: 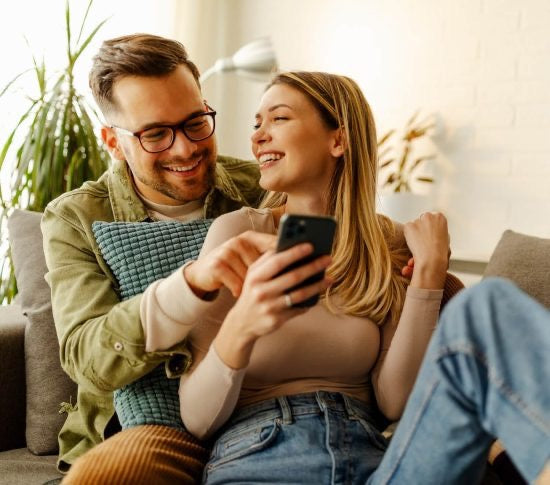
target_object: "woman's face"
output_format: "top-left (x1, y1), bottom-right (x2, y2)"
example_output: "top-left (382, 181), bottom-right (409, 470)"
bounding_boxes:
top-left (251, 84), bottom-right (342, 195)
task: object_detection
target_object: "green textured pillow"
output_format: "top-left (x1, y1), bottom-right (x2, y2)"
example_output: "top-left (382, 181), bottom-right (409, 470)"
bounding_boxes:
top-left (92, 219), bottom-right (212, 431)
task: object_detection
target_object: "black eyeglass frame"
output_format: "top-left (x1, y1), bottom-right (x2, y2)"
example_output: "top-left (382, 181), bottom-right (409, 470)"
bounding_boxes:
top-left (111, 107), bottom-right (217, 154)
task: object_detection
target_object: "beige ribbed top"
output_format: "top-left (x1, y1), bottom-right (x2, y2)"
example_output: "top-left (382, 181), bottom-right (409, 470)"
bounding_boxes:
top-left (141, 207), bottom-right (443, 439)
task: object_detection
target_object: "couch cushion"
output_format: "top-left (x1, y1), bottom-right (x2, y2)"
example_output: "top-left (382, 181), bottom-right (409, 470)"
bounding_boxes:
top-left (483, 229), bottom-right (550, 308)
top-left (0, 447), bottom-right (61, 485)
top-left (92, 219), bottom-right (212, 431)
top-left (8, 209), bottom-right (77, 455)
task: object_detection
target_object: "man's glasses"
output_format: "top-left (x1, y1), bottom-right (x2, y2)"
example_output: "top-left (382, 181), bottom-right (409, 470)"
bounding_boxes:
top-left (111, 108), bottom-right (217, 154)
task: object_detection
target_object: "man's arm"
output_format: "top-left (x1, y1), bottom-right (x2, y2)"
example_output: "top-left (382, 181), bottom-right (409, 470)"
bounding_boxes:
top-left (42, 205), bottom-right (189, 394)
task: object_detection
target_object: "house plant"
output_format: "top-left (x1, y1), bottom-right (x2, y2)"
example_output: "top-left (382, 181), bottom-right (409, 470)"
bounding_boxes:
top-left (0, 0), bottom-right (109, 303)
top-left (377, 112), bottom-right (436, 222)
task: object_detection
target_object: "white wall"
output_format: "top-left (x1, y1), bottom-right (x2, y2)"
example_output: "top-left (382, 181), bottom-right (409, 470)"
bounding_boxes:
top-left (176, 0), bottom-right (550, 261)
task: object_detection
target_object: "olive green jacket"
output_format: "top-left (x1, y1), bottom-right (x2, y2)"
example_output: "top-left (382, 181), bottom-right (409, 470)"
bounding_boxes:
top-left (42, 156), bottom-right (263, 471)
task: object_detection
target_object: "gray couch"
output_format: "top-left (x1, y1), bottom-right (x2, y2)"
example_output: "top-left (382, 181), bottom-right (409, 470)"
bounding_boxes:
top-left (1, 208), bottom-right (549, 484)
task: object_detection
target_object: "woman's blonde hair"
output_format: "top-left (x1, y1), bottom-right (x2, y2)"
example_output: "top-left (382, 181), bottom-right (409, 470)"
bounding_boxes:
top-left (261, 71), bottom-right (408, 326)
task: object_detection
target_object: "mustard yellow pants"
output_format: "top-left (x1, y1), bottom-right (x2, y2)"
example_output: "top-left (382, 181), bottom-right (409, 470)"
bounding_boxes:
top-left (61, 425), bottom-right (209, 484)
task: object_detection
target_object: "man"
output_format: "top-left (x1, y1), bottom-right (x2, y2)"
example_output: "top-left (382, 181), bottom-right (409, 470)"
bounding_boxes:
top-left (42, 33), bottom-right (264, 483)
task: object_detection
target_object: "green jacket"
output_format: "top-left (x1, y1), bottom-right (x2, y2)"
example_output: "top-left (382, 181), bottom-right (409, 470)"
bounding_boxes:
top-left (42, 156), bottom-right (262, 471)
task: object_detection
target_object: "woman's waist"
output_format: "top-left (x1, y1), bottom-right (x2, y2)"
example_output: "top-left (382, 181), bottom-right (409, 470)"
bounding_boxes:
top-left (237, 380), bottom-right (373, 412)
top-left (225, 390), bottom-right (387, 434)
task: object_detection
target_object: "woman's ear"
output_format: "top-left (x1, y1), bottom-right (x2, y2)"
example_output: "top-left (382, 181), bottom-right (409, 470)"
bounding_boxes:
top-left (329, 128), bottom-right (346, 158)
top-left (101, 126), bottom-right (125, 161)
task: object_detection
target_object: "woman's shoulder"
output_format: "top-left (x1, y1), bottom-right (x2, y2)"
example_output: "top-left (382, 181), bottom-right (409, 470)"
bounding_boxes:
top-left (212, 207), bottom-right (275, 234)
top-left (200, 207), bottom-right (276, 257)
top-left (205, 207), bottom-right (272, 243)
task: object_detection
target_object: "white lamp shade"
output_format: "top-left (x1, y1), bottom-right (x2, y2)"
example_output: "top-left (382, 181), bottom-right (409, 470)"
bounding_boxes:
top-left (200, 37), bottom-right (277, 83)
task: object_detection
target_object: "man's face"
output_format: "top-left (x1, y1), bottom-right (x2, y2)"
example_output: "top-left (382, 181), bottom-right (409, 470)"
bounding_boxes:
top-left (103, 65), bottom-right (217, 205)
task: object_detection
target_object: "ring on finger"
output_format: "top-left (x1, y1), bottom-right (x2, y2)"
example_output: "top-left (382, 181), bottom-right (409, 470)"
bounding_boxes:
top-left (284, 293), bottom-right (293, 308)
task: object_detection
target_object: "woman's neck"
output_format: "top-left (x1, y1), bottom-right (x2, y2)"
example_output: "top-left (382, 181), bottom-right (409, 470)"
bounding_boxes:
top-left (272, 193), bottom-right (328, 228)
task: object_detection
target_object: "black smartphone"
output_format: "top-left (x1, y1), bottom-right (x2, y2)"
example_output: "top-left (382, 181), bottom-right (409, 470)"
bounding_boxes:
top-left (276, 214), bottom-right (337, 308)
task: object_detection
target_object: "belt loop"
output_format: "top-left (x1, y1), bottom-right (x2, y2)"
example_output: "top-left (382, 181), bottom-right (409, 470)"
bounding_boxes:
top-left (314, 391), bottom-right (326, 411)
top-left (342, 394), bottom-right (357, 419)
top-left (277, 396), bottom-right (293, 425)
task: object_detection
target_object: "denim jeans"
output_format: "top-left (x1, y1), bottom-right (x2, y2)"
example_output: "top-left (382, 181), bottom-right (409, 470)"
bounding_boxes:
top-left (203, 391), bottom-right (389, 484)
top-left (369, 278), bottom-right (550, 484)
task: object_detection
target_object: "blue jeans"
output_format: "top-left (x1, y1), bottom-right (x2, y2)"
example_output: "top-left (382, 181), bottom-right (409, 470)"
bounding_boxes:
top-left (203, 391), bottom-right (389, 484)
top-left (369, 278), bottom-right (550, 484)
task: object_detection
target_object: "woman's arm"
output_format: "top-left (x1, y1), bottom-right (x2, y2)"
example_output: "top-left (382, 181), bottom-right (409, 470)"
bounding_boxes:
top-left (372, 212), bottom-right (450, 420)
top-left (179, 343), bottom-right (246, 440)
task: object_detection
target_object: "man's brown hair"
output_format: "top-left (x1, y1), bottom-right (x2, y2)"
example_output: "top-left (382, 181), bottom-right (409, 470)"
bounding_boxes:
top-left (89, 33), bottom-right (201, 115)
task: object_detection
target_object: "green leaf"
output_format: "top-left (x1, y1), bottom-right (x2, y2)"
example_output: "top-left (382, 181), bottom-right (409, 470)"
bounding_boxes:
top-left (397, 145), bottom-right (410, 173)
top-left (409, 155), bottom-right (435, 173)
top-left (405, 110), bottom-right (420, 127)
top-left (379, 158), bottom-right (395, 169)
top-left (76, 0), bottom-right (94, 45)
top-left (377, 129), bottom-right (395, 147)
top-left (0, 69), bottom-right (33, 99)
top-left (73, 17), bottom-right (109, 64)
top-left (0, 102), bottom-right (38, 171)
top-left (65, 0), bottom-right (72, 61)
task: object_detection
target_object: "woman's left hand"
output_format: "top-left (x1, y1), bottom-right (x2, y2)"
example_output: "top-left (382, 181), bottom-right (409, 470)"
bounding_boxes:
top-left (213, 244), bottom-right (332, 369)
top-left (403, 212), bottom-right (450, 290)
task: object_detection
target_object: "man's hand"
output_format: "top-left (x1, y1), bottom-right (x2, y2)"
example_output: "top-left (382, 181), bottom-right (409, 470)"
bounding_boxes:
top-left (184, 230), bottom-right (277, 298)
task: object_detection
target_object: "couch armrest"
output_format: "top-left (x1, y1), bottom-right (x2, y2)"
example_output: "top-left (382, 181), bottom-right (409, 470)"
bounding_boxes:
top-left (0, 304), bottom-right (27, 451)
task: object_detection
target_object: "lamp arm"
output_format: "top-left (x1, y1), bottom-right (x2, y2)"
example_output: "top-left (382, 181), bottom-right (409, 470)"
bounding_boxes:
top-left (199, 58), bottom-right (235, 84)
top-left (199, 65), bottom-right (219, 83)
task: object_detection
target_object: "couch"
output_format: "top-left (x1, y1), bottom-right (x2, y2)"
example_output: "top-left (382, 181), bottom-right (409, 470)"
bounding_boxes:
top-left (1, 208), bottom-right (549, 484)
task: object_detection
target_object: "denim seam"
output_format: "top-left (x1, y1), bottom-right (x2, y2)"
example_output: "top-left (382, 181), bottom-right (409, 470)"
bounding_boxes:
top-left (436, 343), bottom-right (550, 435)
top-left (320, 405), bottom-right (337, 485)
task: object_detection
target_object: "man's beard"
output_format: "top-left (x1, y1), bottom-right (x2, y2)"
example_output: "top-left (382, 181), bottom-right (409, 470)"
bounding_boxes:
top-left (142, 153), bottom-right (216, 204)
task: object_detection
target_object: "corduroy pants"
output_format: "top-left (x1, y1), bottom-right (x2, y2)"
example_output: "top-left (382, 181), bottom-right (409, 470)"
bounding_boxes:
top-left (61, 425), bottom-right (209, 484)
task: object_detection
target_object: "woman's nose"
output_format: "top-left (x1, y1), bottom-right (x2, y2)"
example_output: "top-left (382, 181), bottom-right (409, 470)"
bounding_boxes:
top-left (251, 125), bottom-right (270, 145)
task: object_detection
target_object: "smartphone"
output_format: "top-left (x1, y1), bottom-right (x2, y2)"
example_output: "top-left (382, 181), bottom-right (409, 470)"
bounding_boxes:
top-left (276, 214), bottom-right (337, 308)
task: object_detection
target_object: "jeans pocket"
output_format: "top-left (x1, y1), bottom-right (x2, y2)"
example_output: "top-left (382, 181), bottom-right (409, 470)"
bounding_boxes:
top-left (207, 419), bottom-right (281, 472)
top-left (355, 416), bottom-right (389, 452)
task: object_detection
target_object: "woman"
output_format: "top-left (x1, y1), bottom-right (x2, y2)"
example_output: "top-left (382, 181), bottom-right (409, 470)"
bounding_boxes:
top-left (142, 71), bottom-right (451, 483)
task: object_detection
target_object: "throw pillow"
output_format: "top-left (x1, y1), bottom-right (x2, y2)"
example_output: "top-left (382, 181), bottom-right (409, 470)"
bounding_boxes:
top-left (92, 219), bottom-right (212, 431)
top-left (483, 230), bottom-right (550, 308)
top-left (8, 209), bottom-right (77, 455)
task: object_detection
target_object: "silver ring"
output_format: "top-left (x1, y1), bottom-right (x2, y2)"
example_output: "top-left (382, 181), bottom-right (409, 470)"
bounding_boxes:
top-left (284, 293), bottom-right (293, 308)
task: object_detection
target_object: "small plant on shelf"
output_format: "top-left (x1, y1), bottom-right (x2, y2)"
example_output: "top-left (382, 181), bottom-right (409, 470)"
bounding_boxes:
top-left (378, 112), bottom-right (435, 193)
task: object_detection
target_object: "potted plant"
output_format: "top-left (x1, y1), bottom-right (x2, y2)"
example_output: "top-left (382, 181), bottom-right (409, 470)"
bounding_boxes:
top-left (377, 112), bottom-right (436, 222)
top-left (0, 0), bottom-right (109, 303)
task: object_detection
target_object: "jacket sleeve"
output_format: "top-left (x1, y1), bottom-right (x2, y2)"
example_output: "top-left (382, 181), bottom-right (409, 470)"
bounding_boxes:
top-left (41, 205), bottom-right (191, 394)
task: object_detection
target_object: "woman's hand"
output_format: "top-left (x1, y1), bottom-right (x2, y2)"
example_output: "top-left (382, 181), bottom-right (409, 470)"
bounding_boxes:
top-left (403, 212), bottom-right (450, 290)
top-left (214, 243), bottom-right (332, 369)
top-left (184, 230), bottom-right (277, 298)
